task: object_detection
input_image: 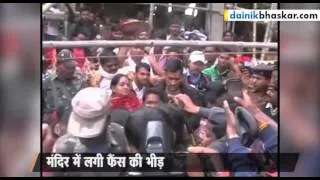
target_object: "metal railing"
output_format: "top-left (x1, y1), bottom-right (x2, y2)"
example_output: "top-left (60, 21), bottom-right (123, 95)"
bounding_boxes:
top-left (43, 40), bottom-right (278, 49)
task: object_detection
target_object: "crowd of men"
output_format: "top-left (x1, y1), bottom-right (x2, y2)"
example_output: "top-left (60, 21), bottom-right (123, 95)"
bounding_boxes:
top-left (42, 6), bottom-right (278, 177)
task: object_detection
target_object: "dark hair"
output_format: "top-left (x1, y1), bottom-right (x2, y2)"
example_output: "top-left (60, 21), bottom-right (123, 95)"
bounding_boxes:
top-left (167, 47), bottom-right (181, 54)
top-left (125, 105), bottom-right (184, 151)
top-left (165, 59), bottom-right (183, 74)
top-left (135, 62), bottom-right (151, 73)
top-left (110, 74), bottom-right (128, 88)
top-left (219, 47), bottom-right (232, 53)
top-left (99, 49), bottom-right (117, 66)
top-left (166, 47), bottom-right (183, 60)
top-left (142, 88), bottom-right (168, 103)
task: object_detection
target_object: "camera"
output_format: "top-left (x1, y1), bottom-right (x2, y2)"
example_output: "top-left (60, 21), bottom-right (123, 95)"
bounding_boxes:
top-left (145, 121), bottom-right (165, 153)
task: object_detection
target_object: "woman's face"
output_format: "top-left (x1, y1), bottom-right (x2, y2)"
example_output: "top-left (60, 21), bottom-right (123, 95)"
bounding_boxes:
top-left (113, 76), bottom-right (131, 96)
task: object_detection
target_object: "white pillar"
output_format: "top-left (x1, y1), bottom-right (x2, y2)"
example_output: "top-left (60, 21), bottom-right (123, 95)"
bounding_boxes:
top-left (206, 3), bottom-right (224, 41)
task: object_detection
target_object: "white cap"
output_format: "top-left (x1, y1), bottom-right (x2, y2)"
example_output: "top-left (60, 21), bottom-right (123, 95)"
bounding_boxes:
top-left (67, 87), bottom-right (111, 138)
top-left (189, 51), bottom-right (207, 64)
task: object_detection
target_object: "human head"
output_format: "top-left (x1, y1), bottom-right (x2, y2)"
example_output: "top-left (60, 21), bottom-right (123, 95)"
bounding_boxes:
top-left (142, 88), bottom-right (167, 108)
top-left (89, 12), bottom-right (95, 23)
top-left (99, 50), bottom-right (119, 74)
top-left (267, 70), bottom-right (278, 106)
top-left (79, 7), bottom-right (91, 23)
top-left (223, 31), bottom-right (235, 41)
top-left (188, 51), bottom-right (207, 75)
top-left (204, 46), bottom-right (219, 67)
top-left (216, 49), bottom-right (231, 71)
top-left (67, 87), bottom-right (110, 138)
top-left (56, 49), bottom-right (76, 80)
top-left (205, 80), bottom-right (225, 107)
top-left (168, 23), bottom-right (181, 37)
top-left (240, 62), bottom-right (252, 89)
top-left (135, 62), bottom-right (151, 86)
top-left (130, 47), bottom-right (145, 63)
top-left (166, 47), bottom-right (182, 61)
top-left (248, 64), bottom-right (273, 93)
top-left (110, 74), bottom-right (131, 96)
top-left (164, 59), bottom-right (184, 93)
top-left (196, 106), bottom-right (227, 141)
top-left (137, 31), bottom-right (149, 40)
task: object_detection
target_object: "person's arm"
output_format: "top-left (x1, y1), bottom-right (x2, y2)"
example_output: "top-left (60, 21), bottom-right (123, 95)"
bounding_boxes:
top-left (234, 90), bottom-right (278, 129)
top-left (146, 54), bottom-right (164, 76)
top-left (259, 125), bottom-right (278, 153)
top-left (229, 56), bottom-right (242, 79)
top-left (223, 101), bottom-right (258, 176)
top-left (117, 47), bottom-right (130, 67)
top-left (227, 137), bottom-right (258, 176)
top-left (251, 107), bottom-right (278, 129)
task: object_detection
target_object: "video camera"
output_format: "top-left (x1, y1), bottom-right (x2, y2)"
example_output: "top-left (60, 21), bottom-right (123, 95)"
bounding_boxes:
top-left (145, 121), bottom-right (166, 153)
top-left (125, 106), bottom-right (186, 176)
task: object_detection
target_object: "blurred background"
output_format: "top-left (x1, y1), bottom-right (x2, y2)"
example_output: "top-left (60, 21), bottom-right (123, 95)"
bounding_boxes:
top-left (0, 3), bottom-right (40, 177)
top-left (279, 3), bottom-right (320, 177)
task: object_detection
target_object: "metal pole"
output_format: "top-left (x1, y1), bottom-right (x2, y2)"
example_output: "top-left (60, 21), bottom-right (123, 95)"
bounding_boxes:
top-left (149, 3), bottom-right (154, 31)
top-left (64, 19), bottom-right (69, 38)
top-left (43, 40), bottom-right (278, 49)
top-left (231, 3), bottom-right (237, 34)
top-left (260, 21), bottom-right (271, 60)
top-left (261, 3), bottom-right (277, 60)
top-left (205, 3), bottom-right (212, 40)
top-left (252, 3), bottom-right (258, 62)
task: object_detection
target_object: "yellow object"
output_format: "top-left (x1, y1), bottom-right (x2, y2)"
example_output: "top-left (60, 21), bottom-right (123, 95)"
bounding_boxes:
top-left (258, 121), bottom-right (269, 131)
top-left (224, 10), bottom-right (229, 21)
top-left (88, 70), bottom-right (102, 87)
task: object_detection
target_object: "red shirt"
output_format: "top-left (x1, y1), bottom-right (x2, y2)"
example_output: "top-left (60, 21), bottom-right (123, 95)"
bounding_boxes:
top-left (73, 48), bottom-right (86, 69)
top-left (45, 48), bottom-right (57, 66)
top-left (236, 55), bottom-right (252, 64)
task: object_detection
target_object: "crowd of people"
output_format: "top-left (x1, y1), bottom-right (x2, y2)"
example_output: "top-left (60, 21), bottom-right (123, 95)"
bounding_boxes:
top-left (42, 6), bottom-right (278, 177)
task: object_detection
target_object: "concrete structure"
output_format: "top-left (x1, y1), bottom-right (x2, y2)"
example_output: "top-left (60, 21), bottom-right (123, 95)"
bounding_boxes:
top-left (205, 3), bottom-right (224, 41)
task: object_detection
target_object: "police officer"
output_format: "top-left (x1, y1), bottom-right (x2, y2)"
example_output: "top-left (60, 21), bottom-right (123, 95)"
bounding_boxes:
top-left (42, 49), bottom-right (87, 129)
top-left (247, 63), bottom-right (275, 120)
top-left (52, 87), bottom-right (128, 176)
